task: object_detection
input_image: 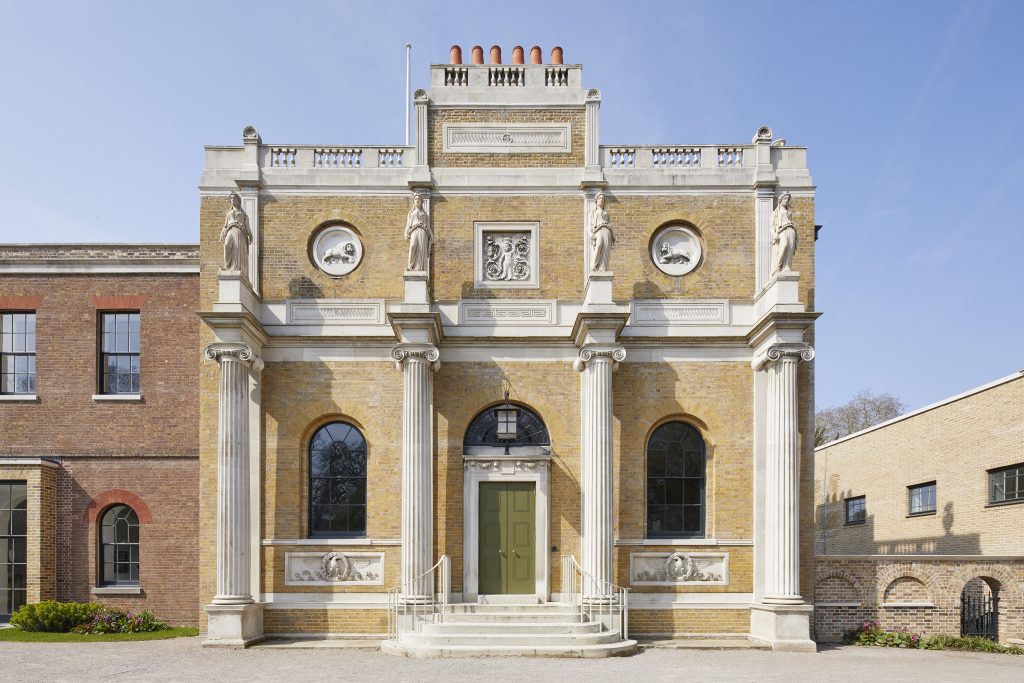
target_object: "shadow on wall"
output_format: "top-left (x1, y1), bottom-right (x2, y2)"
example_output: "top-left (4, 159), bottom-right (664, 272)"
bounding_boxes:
top-left (814, 494), bottom-right (981, 555)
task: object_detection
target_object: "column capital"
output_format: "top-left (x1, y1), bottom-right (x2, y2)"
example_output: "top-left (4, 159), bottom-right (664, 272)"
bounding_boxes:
top-left (751, 342), bottom-right (814, 372)
top-left (573, 344), bottom-right (625, 372)
top-left (392, 343), bottom-right (440, 372)
top-left (204, 342), bottom-right (264, 372)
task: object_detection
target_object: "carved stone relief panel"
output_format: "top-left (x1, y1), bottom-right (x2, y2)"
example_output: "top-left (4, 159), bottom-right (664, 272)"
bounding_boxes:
top-left (629, 551), bottom-right (728, 586)
top-left (474, 222), bottom-right (540, 289)
top-left (284, 551), bottom-right (384, 586)
top-left (650, 225), bottom-right (703, 277)
top-left (311, 225), bottom-right (364, 278)
top-left (442, 123), bottom-right (571, 154)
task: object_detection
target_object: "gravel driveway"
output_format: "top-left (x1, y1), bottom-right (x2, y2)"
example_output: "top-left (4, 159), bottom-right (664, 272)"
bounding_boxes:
top-left (2, 638), bottom-right (1023, 682)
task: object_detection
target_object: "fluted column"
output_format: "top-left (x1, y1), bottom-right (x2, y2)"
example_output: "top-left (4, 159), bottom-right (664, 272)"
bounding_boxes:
top-left (752, 343), bottom-right (813, 605)
top-left (575, 345), bottom-right (624, 600)
top-left (393, 343), bottom-right (440, 601)
top-left (205, 342), bottom-right (263, 605)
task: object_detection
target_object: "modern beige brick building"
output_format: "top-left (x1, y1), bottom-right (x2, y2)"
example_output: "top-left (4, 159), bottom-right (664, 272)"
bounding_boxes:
top-left (814, 371), bottom-right (1024, 644)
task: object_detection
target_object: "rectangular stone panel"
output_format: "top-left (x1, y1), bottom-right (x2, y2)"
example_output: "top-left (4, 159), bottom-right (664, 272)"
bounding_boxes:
top-left (284, 551), bottom-right (385, 586)
top-left (630, 551), bottom-right (729, 586)
top-left (458, 300), bottom-right (556, 325)
top-left (286, 300), bottom-right (386, 325)
top-left (442, 123), bottom-right (572, 154)
top-left (629, 300), bottom-right (729, 325)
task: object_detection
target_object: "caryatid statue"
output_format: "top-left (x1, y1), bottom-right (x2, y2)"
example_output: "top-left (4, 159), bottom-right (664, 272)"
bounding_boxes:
top-left (588, 192), bottom-right (615, 272)
top-left (220, 192), bottom-right (252, 275)
top-left (770, 192), bottom-right (798, 276)
top-left (405, 193), bottom-right (433, 272)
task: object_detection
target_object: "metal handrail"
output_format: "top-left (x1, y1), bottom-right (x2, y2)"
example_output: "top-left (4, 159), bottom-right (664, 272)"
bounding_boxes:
top-left (561, 555), bottom-right (630, 640)
top-left (386, 555), bottom-right (451, 641)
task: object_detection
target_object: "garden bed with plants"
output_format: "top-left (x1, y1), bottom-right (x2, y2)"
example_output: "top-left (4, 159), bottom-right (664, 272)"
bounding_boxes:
top-left (1, 601), bottom-right (198, 642)
top-left (846, 621), bottom-right (1023, 655)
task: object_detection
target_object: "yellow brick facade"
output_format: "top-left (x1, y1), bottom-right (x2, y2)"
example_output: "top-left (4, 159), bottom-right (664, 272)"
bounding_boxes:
top-left (196, 59), bottom-right (819, 644)
top-left (428, 108), bottom-right (585, 168)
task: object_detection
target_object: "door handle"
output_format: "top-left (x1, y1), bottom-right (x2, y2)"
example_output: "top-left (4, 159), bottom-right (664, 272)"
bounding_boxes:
top-left (499, 549), bottom-right (506, 556)
top-left (512, 550), bottom-right (520, 557)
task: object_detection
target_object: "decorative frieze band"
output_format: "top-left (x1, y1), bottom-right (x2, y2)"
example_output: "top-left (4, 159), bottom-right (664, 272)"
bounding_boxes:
top-left (459, 300), bottom-right (555, 325)
top-left (284, 551), bottom-right (385, 586)
top-left (203, 342), bottom-right (264, 371)
top-left (286, 299), bottom-right (385, 325)
top-left (630, 551), bottom-right (729, 586)
top-left (573, 345), bottom-right (626, 372)
top-left (751, 343), bottom-right (814, 372)
top-left (630, 300), bottom-right (729, 325)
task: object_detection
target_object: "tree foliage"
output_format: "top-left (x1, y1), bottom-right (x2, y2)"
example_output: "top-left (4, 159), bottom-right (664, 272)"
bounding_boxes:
top-left (815, 390), bottom-right (907, 446)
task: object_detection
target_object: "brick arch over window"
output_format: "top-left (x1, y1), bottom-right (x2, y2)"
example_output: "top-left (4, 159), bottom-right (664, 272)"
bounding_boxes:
top-left (83, 489), bottom-right (153, 524)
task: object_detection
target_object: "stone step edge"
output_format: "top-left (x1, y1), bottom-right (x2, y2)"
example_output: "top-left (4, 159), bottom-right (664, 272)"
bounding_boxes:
top-left (381, 640), bottom-right (638, 658)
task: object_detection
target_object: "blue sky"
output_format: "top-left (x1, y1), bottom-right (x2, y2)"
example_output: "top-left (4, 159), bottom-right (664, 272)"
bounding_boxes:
top-left (1, 1), bottom-right (1021, 411)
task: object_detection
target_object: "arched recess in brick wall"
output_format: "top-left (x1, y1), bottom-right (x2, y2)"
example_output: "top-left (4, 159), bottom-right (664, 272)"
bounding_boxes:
top-left (874, 565), bottom-right (942, 607)
top-left (883, 576), bottom-right (931, 604)
top-left (814, 569), bottom-right (865, 604)
top-left (82, 489), bottom-right (153, 524)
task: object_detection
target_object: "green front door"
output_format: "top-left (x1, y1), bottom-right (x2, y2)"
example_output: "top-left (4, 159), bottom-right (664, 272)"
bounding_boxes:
top-left (478, 482), bottom-right (535, 594)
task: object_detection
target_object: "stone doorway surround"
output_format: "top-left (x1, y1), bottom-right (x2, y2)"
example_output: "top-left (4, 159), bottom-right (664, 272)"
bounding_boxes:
top-left (462, 452), bottom-right (550, 603)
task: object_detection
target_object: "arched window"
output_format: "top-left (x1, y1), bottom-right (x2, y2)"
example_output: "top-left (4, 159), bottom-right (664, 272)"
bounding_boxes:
top-left (647, 421), bottom-right (706, 538)
top-left (99, 504), bottom-right (139, 585)
top-left (309, 421), bottom-right (367, 537)
top-left (463, 402), bottom-right (550, 455)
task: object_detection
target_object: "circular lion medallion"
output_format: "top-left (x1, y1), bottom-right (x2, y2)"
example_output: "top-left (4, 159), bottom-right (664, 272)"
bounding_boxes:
top-left (311, 225), bottom-right (363, 278)
top-left (651, 225), bottom-right (702, 277)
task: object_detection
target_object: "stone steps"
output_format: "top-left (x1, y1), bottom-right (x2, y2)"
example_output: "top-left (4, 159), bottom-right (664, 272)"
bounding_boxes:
top-left (443, 612), bottom-right (584, 623)
top-left (422, 621), bottom-right (603, 634)
top-left (383, 602), bottom-right (637, 658)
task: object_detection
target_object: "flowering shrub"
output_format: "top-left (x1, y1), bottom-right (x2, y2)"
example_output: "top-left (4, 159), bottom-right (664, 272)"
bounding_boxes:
top-left (845, 621), bottom-right (922, 648)
top-left (9, 601), bottom-right (103, 632)
top-left (72, 609), bottom-right (168, 634)
top-left (846, 621), bottom-right (1022, 654)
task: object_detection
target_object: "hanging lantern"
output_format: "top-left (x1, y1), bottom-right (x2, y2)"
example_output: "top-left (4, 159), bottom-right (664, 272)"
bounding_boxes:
top-left (496, 387), bottom-right (518, 440)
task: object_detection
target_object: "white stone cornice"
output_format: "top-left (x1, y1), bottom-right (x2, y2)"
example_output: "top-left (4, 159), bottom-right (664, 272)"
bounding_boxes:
top-left (750, 343), bottom-right (813, 372)
top-left (573, 344), bottom-right (626, 372)
top-left (204, 342), bottom-right (265, 372)
top-left (391, 343), bottom-right (440, 372)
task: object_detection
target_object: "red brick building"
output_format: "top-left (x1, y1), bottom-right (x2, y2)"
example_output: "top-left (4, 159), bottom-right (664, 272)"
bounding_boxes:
top-left (0, 244), bottom-right (200, 625)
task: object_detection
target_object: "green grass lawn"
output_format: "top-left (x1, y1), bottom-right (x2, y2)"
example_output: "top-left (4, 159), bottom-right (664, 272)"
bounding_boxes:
top-left (0, 626), bottom-right (199, 642)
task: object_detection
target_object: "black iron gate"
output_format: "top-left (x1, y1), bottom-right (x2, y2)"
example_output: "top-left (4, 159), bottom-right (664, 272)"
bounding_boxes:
top-left (961, 592), bottom-right (999, 641)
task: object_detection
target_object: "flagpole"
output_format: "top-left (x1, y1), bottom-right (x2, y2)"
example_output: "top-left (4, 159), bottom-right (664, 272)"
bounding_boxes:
top-left (405, 44), bottom-right (411, 146)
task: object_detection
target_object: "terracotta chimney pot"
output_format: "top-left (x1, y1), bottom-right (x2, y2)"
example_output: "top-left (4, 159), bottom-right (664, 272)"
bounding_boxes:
top-left (471, 45), bottom-right (484, 64)
top-left (551, 46), bottom-right (563, 64)
top-left (530, 46), bottom-right (542, 64)
top-left (489, 45), bottom-right (502, 64)
top-left (511, 45), bottom-right (524, 64)
top-left (449, 45), bottom-right (462, 65)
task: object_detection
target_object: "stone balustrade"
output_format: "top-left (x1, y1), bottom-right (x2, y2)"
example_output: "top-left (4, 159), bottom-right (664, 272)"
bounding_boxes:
top-left (263, 145), bottom-right (412, 170)
top-left (431, 63), bottom-right (583, 89)
top-left (602, 144), bottom-right (751, 170)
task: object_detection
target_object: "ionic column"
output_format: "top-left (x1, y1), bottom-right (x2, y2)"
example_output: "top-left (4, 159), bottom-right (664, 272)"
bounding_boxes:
top-left (574, 345), bottom-right (624, 600)
top-left (393, 343), bottom-right (440, 601)
top-left (205, 342), bottom-right (263, 605)
top-left (752, 343), bottom-right (813, 605)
